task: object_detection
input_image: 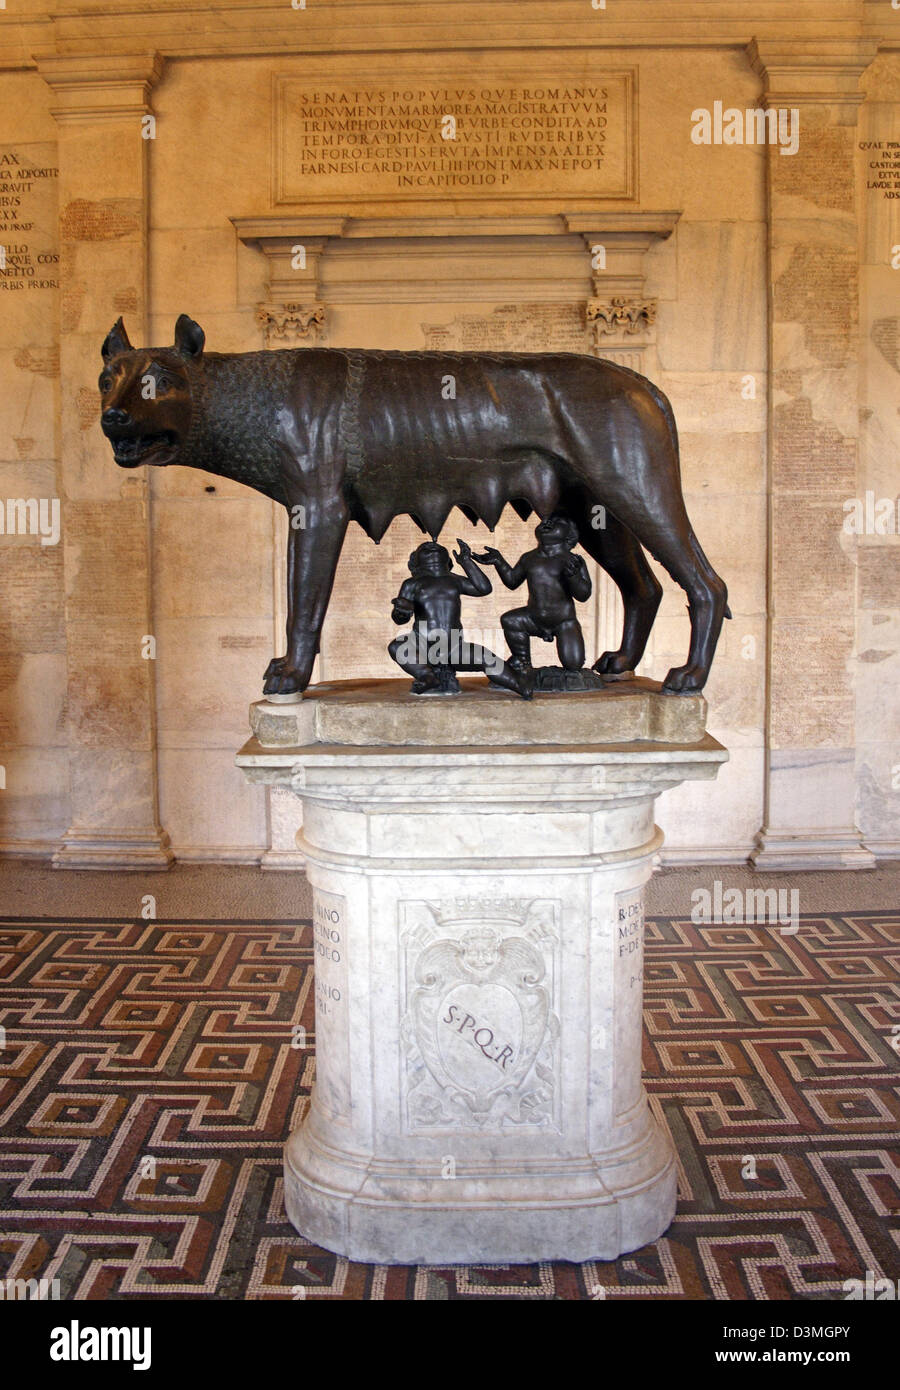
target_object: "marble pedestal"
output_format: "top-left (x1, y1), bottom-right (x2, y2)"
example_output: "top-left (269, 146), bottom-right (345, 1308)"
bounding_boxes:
top-left (237, 678), bottom-right (727, 1265)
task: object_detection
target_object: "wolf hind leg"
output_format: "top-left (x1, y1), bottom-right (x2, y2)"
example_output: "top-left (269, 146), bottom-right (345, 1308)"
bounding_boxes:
top-left (574, 509), bottom-right (662, 676)
top-left (660, 529), bottom-right (729, 691)
top-left (617, 514), bottom-right (727, 693)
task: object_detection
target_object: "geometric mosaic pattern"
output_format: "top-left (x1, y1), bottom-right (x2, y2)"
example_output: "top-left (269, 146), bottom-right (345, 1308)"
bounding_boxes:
top-left (1, 913), bottom-right (897, 1299)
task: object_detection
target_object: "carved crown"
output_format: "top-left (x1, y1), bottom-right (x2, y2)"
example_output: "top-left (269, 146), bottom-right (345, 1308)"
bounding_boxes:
top-left (431, 897), bottom-right (533, 926)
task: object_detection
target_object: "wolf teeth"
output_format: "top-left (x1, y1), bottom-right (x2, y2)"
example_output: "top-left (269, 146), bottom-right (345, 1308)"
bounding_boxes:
top-left (115, 434), bottom-right (168, 460)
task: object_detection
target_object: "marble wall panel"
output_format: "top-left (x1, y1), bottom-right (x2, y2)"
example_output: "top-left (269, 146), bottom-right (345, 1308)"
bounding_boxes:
top-left (654, 372), bottom-right (767, 435)
top-left (656, 746), bottom-right (765, 859)
top-left (0, 354), bottom-right (58, 465)
top-left (856, 72), bottom-right (900, 859)
top-left (151, 59), bottom-right (278, 231)
top-left (0, 748), bottom-right (70, 847)
top-left (0, 652), bottom-right (66, 749)
top-left (0, 79), bottom-right (66, 848)
top-left (155, 616), bottom-right (274, 747)
top-left (677, 431), bottom-right (766, 498)
top-left (770, 615), bottom-right (857, 749)
top-left (64, 619), bottom-right (156, 751)
top-left (627, 50), bottom-right (766, 221)
top-left (157, 747), bottom-right (268, 857)
top-left (857, 744), bottom-right (900, 851)
top-left (659, 220), bottom-right (767, 373)
top-left (64, 746), bottom-right (160, 834)
top-left (150, 228), bottom-right (239, 317)
top-left (151, 497), bottom-right (273, 620)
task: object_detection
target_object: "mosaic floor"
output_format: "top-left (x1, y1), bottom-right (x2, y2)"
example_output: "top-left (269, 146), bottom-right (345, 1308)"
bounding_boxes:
top-left (1, 910), bottom-right (897, 1299)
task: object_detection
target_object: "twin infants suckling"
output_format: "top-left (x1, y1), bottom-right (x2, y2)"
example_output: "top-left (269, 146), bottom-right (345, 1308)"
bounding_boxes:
top-left (388, 514), bottom-right (593, 700)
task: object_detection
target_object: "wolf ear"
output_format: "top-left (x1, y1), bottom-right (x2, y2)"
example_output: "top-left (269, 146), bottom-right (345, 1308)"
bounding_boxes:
top-left (101, 318), bottom-right (132, 363)
top-left (174, 314), bottom-right (205, 361)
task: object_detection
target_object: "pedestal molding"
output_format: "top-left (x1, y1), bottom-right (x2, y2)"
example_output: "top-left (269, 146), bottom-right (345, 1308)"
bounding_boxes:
top-left (296, 826), bottom-right (666, 876)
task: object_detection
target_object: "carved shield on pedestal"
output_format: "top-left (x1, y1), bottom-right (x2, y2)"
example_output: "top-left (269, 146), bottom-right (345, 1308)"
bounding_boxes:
top-left (400, 899), bottom-right (560, 1132)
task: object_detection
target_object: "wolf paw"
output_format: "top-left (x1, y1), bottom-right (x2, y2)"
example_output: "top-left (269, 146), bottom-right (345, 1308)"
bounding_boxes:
top-left (263, 665), bottom-right (306, 697)
top-left (264, 655), bottom-right (288, 682)
top-left (662, 663), bottom-right (707, 695)
top-left (593, 651), bottom-right (635, 680)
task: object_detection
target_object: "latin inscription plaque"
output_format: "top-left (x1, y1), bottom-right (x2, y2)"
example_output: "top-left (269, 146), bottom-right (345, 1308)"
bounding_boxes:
top-left (613, 885), bottom-right (645, 1116)
top-left (275, 74), bottom-right (635, 204)
top-left (312, 888), bottom-right (351, 1124)
top-left (0, 144), bottom-right (59, 297)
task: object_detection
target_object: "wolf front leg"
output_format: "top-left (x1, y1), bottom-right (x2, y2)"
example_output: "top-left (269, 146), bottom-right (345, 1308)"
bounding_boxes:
top-left (263, 518), bottom-right (297, 688)
top-left (263, 495), bottom-right (349, 697)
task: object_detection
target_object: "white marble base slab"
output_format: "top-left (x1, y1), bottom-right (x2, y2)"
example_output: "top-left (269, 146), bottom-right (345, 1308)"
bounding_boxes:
top-left (750, 828), bottom-right (876, 871)
top-left (284, 1108), bottom-right (676, 1265)
top-left (51, 827), bottom-right (173, 871)
top-left (237, 678), bottom-right (727, 1264)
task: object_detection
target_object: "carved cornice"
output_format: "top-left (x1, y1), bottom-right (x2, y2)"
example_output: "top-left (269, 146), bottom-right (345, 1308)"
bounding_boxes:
top-left (234, 217), bottom-right (348, 243)
top-left (235, 213), bottom-right (680, 242)
top-left (564, 212), bottom-right (681, 244)
top-left (233, 210), bottom-right (680, 306)
top-left (4, 4), bottom-right (893, 72)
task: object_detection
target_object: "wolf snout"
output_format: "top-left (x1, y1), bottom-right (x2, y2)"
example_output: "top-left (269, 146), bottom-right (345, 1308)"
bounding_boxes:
top-left (102, 407), bottom-right (131, 431)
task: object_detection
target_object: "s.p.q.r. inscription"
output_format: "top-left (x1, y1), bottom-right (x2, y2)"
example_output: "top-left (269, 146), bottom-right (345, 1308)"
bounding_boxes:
top-left (441, 1002), bottom-right (516, 1071)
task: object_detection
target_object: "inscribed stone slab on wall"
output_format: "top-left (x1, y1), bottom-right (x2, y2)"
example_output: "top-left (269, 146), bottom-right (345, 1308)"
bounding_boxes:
top-left (0, 135), bottom-right (66, 843)
top-left (275, 74), bottom-right (635, 205)
top-left (0, 142), bottom-right (59, 322)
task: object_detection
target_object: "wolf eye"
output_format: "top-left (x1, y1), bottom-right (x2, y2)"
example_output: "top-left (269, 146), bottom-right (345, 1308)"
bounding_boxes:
top-left (99, 374), bottom-right (113, 393)
top-left (155, 375), bottom-right (174, 395)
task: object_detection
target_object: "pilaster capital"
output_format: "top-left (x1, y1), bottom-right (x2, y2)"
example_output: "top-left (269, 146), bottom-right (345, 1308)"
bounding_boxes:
top-left (36, 53), bottom-right (164, 122)
top-left (747, 38), bottom-right (880, 109)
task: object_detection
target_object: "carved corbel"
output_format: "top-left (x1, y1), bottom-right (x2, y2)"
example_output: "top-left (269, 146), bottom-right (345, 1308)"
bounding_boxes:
top-left (256, 302), bottom-right (327, 345)
top-left (587, 296), bottom-right (657, 337)
top-left (586, 296), bottom-right (657, 368)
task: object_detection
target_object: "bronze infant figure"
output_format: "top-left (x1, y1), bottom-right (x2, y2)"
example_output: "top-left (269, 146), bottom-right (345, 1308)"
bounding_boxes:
top-left (476, 513), bottom-right (593, 684)
top-left (99, 314), bottom-right (730, 697)
top-left (388, 539), bottom-right (526, 697)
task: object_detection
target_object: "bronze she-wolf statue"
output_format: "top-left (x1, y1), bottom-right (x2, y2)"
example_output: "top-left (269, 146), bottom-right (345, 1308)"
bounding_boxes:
top-left (98, 314), bottom-right (729, 697)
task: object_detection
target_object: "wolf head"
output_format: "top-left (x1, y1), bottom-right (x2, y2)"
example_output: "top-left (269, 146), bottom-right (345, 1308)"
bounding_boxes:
top-left (99, 314), bottom-right (204, 469)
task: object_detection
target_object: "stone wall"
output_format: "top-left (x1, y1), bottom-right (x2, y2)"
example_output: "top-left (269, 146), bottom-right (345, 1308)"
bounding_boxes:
top-left (0, 2), bottom-right (896, 866)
